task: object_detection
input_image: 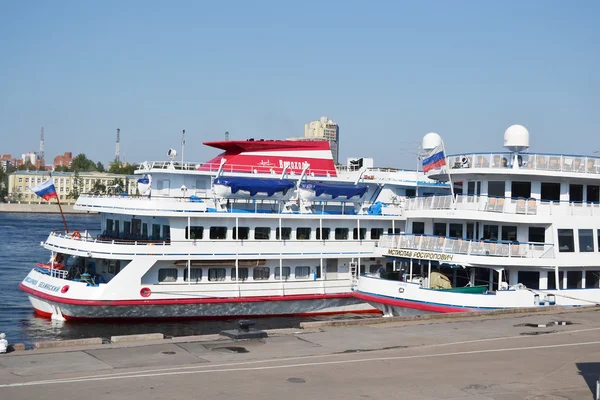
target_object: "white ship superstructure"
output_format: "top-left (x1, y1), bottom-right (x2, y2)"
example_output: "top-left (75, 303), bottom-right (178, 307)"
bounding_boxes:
top-left (20, 139), bottom-right (447, 320)
top-left (356, 126), bottom-right (600, 313)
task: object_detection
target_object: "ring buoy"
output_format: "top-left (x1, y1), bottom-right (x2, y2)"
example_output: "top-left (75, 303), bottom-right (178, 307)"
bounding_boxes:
top-left (71, 230), bottom-right (81, 240)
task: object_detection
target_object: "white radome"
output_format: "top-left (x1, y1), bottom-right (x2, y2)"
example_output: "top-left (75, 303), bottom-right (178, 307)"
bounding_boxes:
top-left (422, 132), bottom-right (442, 151)
top-left (503, 125), bottom-right (530, 152)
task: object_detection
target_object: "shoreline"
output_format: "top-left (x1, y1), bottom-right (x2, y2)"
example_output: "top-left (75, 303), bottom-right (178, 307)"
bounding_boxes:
top-left (0, 203), bottom-right (96, 214)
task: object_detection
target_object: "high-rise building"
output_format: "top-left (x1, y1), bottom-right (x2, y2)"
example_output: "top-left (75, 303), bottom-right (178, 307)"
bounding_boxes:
top-left (303, 116), bottom-right (340, 164)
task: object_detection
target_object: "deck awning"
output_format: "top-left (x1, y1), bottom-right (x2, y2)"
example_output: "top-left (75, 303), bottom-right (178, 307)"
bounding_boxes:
top-left (299, 182), bottom-right (368, 199)
top-left (213, 177), bottom-right (295, 196)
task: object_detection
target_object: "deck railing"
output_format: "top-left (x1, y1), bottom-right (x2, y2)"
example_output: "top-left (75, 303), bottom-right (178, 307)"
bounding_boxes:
top-left (448, 152), bottom-right (600, 175)
top-left (379, 234), bottom-right (555, 259)
top-left (404, 194), bottom-right (600, 217)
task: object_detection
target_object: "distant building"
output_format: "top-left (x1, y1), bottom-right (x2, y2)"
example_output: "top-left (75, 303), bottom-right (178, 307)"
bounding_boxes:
top-left (7, 170), bottom-right (138, 204)
top-left (21, 152), bottom-right (37, 165)
top-left (0, 154), bottom-right (12, 171)
top-left (300, 116), bottom-right (340, 164)
top-left (54, 152), bottom-right (73, 168)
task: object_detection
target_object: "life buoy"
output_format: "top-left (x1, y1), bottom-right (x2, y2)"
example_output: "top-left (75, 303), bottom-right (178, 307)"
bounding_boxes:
top-left (71, 230), bottom-right (81, 240)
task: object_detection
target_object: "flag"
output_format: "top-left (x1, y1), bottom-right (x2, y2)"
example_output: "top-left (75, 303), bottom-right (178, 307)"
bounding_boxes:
top-left (422, 143), bottom-right (447, 173)
top-left (29, 178), bottom-right (58, 201)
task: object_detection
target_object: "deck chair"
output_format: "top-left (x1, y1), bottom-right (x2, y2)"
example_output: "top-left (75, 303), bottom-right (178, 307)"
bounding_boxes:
top-left (495, 197), bottom-right (505, 212)
top-left (526, 198), bottom-right (537, 215)
top-left (486, 197), bottom-right (497, 211)
top-left (516, 198), bottom-right (526, 214)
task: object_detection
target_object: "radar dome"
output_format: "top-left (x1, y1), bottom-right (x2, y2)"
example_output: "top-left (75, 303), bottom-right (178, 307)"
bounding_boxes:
top-left (422, 132), bottom-right (442, 151)
top-left (503, 125), bottom-right (529, 152)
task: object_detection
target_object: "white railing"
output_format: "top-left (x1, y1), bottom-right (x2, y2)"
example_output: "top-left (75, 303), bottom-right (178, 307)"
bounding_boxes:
top-left (448, 152), bottom-right (600, 175)
top-left (379, 234), bottom-right (555, 259)
top-left (404, 194), bottom-right (600, 217)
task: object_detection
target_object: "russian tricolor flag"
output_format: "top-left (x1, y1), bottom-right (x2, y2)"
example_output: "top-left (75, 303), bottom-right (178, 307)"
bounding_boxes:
top-left (422, 144), bottom-right (446, 173)
top-left (29, 178), bottom-right (58, 201)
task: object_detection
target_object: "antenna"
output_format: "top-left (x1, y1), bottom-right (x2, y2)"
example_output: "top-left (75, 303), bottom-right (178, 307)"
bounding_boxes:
top-left (115, 128), bottom-right (121, 163)
top-left (39, 127), bottom-right (45, 165)
top-left (181, 129), bottom-right (185, 166)
top-left (225, 131), bottom-right (229, 141)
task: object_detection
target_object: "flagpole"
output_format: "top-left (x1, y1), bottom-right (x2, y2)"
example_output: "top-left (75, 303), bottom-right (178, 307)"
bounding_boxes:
top-left (441, 140), bottom-right (456, 204)
top-left (50, 172), bottom-right (69, 233)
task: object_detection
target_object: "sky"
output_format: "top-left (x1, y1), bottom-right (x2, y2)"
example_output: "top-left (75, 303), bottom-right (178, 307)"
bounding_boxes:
top-left (1, 0), bottom-right (599, 169)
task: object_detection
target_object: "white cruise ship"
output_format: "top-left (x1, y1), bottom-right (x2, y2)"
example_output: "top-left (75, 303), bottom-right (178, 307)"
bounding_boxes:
top-left (356, 125), bottom-right (600, 314)
top-left (19, 139), bottom-right (448, 320)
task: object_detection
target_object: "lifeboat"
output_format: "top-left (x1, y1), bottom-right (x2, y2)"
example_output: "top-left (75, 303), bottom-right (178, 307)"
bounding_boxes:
top-left (297, 182), bottom-right (368, 202)
top-left (213, 177), bottom-right (295, 199)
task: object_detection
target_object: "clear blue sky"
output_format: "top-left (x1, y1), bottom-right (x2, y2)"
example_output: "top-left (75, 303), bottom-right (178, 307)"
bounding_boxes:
top-left (1, 0), bottom-right (599, 169)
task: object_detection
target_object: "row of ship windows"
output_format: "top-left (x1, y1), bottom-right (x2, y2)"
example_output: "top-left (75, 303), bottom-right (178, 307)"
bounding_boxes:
top-left (184, 226), bottom-right (400, 241)
top-left (557, 229), bottom-right (600, 253)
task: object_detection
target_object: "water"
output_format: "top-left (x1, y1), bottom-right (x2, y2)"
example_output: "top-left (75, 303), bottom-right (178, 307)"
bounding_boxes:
top-left (0, 213), bottom-right (369, 347)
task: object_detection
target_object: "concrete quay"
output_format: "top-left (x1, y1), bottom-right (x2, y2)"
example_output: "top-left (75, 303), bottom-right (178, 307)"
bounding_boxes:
top-left (2, 307), bottom-right (600, 399)
top-left (0, 202), bottom-right (94, 214)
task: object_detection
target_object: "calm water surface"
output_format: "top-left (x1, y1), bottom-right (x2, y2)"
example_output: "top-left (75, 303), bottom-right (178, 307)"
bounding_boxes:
top-left (0, 213), bottom-right (368, 347)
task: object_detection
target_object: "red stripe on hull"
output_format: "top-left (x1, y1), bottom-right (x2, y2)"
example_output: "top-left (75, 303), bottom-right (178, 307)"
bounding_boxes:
top-left (20, 283), bottom-right (354, 307)
top-left (353, 291), bottom-right (475, 313)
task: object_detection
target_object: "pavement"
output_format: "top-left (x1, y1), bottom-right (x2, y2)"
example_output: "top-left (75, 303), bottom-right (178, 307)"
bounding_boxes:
top-left (2, 307), bottom-right (600, 399)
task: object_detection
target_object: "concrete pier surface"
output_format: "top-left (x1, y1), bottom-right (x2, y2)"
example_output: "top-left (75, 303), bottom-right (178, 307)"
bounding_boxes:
top-left (2, 307), bottom-right (600, 399)
top-left (0, 202), bottom-right (94, 214)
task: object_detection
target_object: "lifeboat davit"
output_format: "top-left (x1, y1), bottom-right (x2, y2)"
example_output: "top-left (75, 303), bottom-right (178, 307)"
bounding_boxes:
top-left (213, 177), bottom-right (295, 199)
top-left (297, 182), bottom-right (368, 202)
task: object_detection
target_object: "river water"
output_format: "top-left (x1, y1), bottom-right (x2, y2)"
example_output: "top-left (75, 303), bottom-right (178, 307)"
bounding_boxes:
top-left (0, 213), bottom-right (367, 347)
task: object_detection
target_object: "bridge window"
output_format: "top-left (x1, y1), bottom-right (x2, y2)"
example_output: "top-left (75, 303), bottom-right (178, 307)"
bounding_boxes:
top-left (316, 228), bottom-right (330, 240)
top-left (208, 268), bottom-right (226, 281)
top-left (335, 228), bottom-right (349, 240)
top-left (371, 228), bottom-right (384, 239)
top-left (254, 227), bottom-right (271, 240)
top-left (588, 185), bottom-right (599, 203)
top-left (433, 223), bottom-right (446, 237)
top-left (511, 181), bottom-right (531, 199)
top-left (353, 228), bottom-right (366, 240)
top-left (186, 226), bottom-right (204, 240)
top-left (578, 229), bottom-right (594, 252)
top-left (233, 227), bottom-right (249, 240)
top-left (183, 268), bottom-right (202, 283)
top-left (501, 226), bottom-right (517, 242)
top-left (275, 267), bottom-right (291, 280)
top-left (276, 227), bottom-right (291, 240)
top-left (557, 229), bottom-right (574, 252)
top-left (158, 268), bottom-right (177, 283)
top-left (569, 184), bottom-right (583, 203)
top-left (253, 267), bottom-right (270, 280)
top-left (295, 266), bottom-right (311, 279)
top-left (231, 267), bottom-right (248, 281)
top-left (541, 182), bottom-right (561, 202)
top-left (296, 228), bottom-right (311, 240)
top-left (210, 226), bottom-right (227, 240)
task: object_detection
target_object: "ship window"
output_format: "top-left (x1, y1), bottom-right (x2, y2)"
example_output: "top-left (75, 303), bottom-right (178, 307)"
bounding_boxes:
top-left (579, 229), bottom-right (594, 252)
top-left (158, 268), bottom-right (177, 283)
top-left (335, 228), bottom-right (349, 240)
top-left (466, 223), bottom-right (474, 239)
top-left (558, 229), bottom-right (575, 252)
top-left (449, 224), bottom-right (462, 238)
top-left (253, 267), bottom-right (270, 280)
top-left (186, 226), bottom-right (204, 240)
top-left (598, 229), bottom-right (600, 252)
top-left (528, 227), bottom-right (545, 243)
top-left (254, 227), bottom-right (271, 240)
top-left (359, 264), bottom-right (367, 274)
top-left (586, 271), bottom-right (600, 288)
top-left (412, 222), bottom-right (425, 235)
top-left (152, 224), bottom-right (161, 239)
top-left (183, 268), bottom-right (203, 283)
top-left (501, 226), bottom-right (517, 242)
top-left (567, 271), bottom-right (583, 289)
top-left (208, 268), bottom-right (226, 281)
top-left (210, 226), bottom-right (227, 240)
top-left (541, 182), bottom-right (561, 202)
top-left (275, 266), bottom-right (291, 280)
top-left (353, 228), bottom-right (366, 240)
top-left (588, 185), bottom-right (600, 203)
top-left (106, 219), bottom-right (114, 232)
top-left (296, 228), bottom-right (311, 240)
top-left (371, 228), bottom-right (384, 240)
top-left (388, 228), bottom-right (401, 234)
top-left (124, 221), bottom-right (131, 234)
top-left (406, 188), bottom-right (416, 197)
top-left (295, 266), bottom-right (311, 279)
top-left (162, 225), bottom-right (170, 240)
top-left (488, 181), bottom-right (505, 198)
top-left (483, 225), bottom-right (499, 241)
top-left (570, 184), bottom-right (584, 203)
top-left (142, 223), bottom-right (148, 238)
top-left (276, 227), bottom-right (291, 240)
top-left (233, 227), bottom-right (249, 240)
top-left (316, 228), bottom-right (330, 240)
top-left (511, 181), bottom-right (531, 199)
top-left (115, 220), bottom-right (120, 234)
top-left (369, 264), bottom-right (381, 273)
top-left (433, 223), bottom-right (446, 237)
top-left (547, 271), bottom-right (564, 290)
top-left (231, 267), bottom-right (249, 281)
top-left (517, 271), bottom-right (539, 289)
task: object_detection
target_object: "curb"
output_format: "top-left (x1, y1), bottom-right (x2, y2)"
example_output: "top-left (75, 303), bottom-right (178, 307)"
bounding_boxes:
top-left (111, 333), bottom-right (164, 343)
top-left (35, 337), bottom-right (103, 349)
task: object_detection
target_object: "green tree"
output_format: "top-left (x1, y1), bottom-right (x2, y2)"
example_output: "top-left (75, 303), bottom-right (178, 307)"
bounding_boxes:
top-left (68, 171), bottom-right (83, 199)
top-left (108, 178), bottom-right (124, 194)
top-left (54, 165), bottom-right (69, 172)
top-left (96, 161), bottom-right (105, 172)
top-left (109, 159), bottom-right (136, 175)
top-left (70, 153), bottom-right (96, 172)
top-left (91, 180), bottom-right (106, 194)
top-left (17, 161), bottom-right (36, 171)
